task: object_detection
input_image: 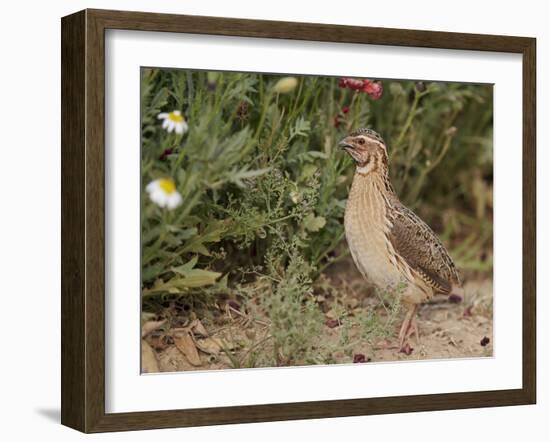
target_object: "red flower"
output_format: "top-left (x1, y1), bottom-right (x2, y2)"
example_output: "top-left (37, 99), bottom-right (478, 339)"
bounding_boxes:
top-left (338, 77), bottom-right (364, 91)
top-left (342, 106), bottom-right (350, 114)
top-left (338, 78), bottom-right (383, 99)
top-left (362, 80), bottom-right (383, 100)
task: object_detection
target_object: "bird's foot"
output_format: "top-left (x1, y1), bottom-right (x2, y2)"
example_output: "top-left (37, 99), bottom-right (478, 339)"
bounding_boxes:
top-left (398, 306), bottom-right (420, 355)
top-left (372, 339), bottom-right (400, 351)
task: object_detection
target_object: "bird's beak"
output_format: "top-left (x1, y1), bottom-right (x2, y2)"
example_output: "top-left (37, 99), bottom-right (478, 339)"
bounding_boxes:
top-left (339, 138), bottom-right (353, 150)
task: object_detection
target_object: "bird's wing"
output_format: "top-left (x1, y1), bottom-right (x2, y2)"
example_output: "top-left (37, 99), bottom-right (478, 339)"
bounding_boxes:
top-left (388, 204), bottom-right (460, 294)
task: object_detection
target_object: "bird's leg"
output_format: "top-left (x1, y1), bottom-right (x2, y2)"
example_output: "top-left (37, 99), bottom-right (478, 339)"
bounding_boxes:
top-left (398, 303), bottom-right (419, 352)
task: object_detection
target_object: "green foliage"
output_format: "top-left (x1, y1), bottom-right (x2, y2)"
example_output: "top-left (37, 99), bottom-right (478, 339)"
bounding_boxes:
top-left (141, 69), bottom-right (493, 362)
top-left (260, 239), bottom-right (323, 366)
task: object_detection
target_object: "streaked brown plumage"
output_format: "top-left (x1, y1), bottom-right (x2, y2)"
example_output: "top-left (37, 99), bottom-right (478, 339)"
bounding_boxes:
top-left (340, 128), bottom-right (462, 352)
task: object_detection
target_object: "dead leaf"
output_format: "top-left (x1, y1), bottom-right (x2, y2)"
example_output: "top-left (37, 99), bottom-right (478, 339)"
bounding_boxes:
top-left (212, 332), bottom-right (239, 351)
top-left (191, 319), bottom-right (209, 337)
top-left (315, 295), bottom-right (326, 303)
top-left (141, 319), bottom-right (167, 338)
top-left (146, 332), bottom-right (173, 351)
top-left (174, 331), bottom-right (202, 366)
top-left (157, 346), bottom-right (195, 372)
top-left (346, 298), bottom-right (359, 309)
top-left (194, 337), bottom-right (222, 355)
top-left (141, 340), bottom-right (160, 373)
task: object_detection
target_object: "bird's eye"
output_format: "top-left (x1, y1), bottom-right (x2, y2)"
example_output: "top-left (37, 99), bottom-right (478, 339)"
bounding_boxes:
top-left (358, 138), bottom-right (365, 145)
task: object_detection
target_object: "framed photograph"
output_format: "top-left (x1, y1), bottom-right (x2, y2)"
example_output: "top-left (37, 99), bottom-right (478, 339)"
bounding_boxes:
top-left (61, 9), bottom-right (536, 433)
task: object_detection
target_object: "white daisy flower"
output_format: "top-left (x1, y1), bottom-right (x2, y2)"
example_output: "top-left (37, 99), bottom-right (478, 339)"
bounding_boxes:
top-left (146, 178), bottom-right (183, 210)
top-left (157, 110), bottom-right (189, 135)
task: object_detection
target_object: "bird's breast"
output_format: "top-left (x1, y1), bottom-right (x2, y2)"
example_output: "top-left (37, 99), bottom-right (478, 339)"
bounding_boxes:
top-left (344, 173), bottom-right (404, 289)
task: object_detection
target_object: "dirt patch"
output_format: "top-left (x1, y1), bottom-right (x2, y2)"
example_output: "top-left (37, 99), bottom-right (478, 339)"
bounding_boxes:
top-left (360, 279), bottom-right (493, 362)
top-left (142, 271), bottom-right (493, 372)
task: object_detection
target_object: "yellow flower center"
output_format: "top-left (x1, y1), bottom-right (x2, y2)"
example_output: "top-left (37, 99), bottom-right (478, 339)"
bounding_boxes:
top-left (168, 111), bottom-right (184, 123)
top-left (159, 178), bottom-right (176, 194)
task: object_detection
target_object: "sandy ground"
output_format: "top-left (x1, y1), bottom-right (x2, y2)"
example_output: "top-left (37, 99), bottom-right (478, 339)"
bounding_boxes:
top-left (142, 270), bottom-right (493, 373)
top-left (349, 279), bottom-right (493, 363)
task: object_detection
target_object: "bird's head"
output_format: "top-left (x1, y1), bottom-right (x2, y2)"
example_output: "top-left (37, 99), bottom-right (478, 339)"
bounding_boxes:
top-left (339, 128), bottom-right (388, 175)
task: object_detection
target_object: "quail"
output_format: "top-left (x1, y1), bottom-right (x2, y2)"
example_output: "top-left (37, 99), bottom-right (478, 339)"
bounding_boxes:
top-left (340, 128), bottom-right (463, 352)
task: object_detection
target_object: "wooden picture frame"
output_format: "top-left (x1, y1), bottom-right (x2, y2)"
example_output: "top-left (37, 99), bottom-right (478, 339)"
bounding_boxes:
top-left (61, 8), bottom-right (536, 433)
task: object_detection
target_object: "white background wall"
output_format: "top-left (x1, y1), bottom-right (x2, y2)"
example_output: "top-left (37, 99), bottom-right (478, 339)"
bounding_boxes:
top-left (0, 1), bottom-right (546, 440)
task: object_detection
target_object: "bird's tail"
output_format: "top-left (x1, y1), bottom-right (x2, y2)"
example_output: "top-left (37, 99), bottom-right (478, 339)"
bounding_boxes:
top-left (449, 285), bottom-right (464, 303)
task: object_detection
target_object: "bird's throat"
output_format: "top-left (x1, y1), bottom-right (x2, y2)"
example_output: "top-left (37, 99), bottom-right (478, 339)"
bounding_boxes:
top-left (356, 163), bottom-right (373, 175)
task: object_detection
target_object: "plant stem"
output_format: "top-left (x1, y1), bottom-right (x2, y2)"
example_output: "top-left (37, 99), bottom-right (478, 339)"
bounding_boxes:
top-left (394, 89), bottom-right (428, 152)
top-left (253, 90), bottom-right (274, 141)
